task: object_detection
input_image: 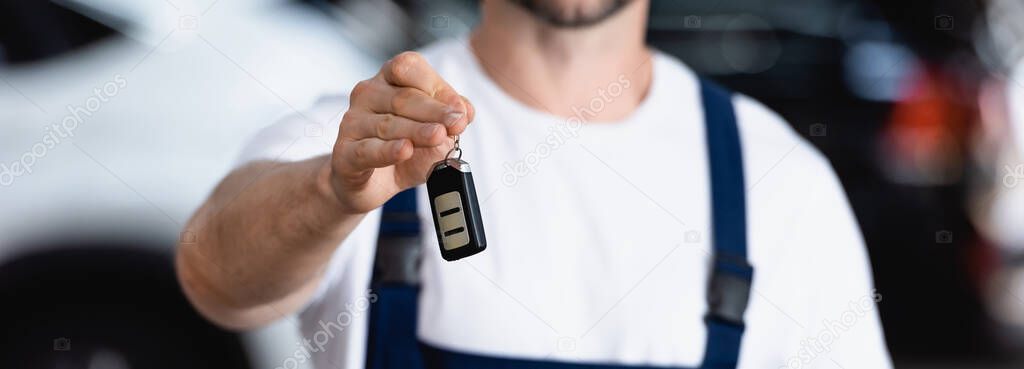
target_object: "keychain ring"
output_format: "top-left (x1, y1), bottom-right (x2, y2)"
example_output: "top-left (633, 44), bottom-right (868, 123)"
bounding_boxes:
top-left (446, 135), bottom-right (462, 160)
top-left (446, 147), bottom-right (463, 161)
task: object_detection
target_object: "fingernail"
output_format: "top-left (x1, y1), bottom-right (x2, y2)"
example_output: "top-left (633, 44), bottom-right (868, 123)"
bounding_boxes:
top-left (392, 140), bottom-right (406, 154)
top-left (420, 124), bottom-right (437, 139)
top-left (444, 110), bottom-right (464, 126)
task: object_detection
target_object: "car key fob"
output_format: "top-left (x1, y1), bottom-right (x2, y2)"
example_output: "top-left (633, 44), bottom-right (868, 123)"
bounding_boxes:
top-left (426, 158), bottom-right (487, 261)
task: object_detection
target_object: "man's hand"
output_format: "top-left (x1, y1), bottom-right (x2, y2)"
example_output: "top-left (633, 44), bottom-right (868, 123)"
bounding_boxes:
top-left (176, 51), bottom-right (473, 330)
top-left (327, 51), bottom-right (475, 214)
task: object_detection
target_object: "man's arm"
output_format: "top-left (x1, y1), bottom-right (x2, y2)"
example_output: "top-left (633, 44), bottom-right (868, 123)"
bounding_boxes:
top-left (175, 52), bottom-right (474, 330)
top-left (176, 157), bottom-right (362, 330)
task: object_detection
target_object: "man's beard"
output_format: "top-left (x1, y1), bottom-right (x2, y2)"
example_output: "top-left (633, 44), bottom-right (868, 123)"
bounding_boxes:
top-left (508, 0), bottom-right (633, 28)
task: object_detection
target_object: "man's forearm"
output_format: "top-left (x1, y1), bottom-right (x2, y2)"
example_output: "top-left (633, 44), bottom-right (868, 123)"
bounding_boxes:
top-left (176, 155), bottom-right (365, 329)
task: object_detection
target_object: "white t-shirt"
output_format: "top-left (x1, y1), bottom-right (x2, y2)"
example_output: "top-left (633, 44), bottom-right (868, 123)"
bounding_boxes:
top-left (239, 38), bottom-right (892, 369)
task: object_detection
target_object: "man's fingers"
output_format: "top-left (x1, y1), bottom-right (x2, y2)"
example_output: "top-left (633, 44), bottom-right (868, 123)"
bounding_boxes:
top-left (357, 85), bottom-right (468, 133)
top-left (379, 52), bottom-right (471, 126)
top-left (389, 87), bottom-right (465, 126)
top-left (349, 51), bottom-right (473, 138)
top-left (460, 95), bottom-right (475, 125)
top-left (338, 138), bottom-right (413, 174)
top-left (343, 113), bottom-right (447, 147)
top-left (381, 52), bottom-right (446, 94)
top-left (426, 90), bottom-right (472, 137)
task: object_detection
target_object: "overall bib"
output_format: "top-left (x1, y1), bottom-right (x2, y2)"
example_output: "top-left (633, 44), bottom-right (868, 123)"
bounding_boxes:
top-left (365, 79), bottom-right (753, 369)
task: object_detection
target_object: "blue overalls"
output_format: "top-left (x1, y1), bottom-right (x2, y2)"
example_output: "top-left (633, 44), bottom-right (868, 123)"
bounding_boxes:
top-left (365, 79), bottom-right (753, 369)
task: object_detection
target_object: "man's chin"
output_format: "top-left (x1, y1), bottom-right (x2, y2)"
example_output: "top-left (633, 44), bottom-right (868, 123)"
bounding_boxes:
top-left (509, 0), bottom-right (633, 28)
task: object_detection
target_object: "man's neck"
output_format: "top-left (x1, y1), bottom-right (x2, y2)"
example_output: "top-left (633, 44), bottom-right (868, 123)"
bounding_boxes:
top-left (470, 0), bottom-right (652, 122)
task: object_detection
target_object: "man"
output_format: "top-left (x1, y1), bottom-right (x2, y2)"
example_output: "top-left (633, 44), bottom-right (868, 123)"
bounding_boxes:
top-left (176, 1), bottom-right (892, 368)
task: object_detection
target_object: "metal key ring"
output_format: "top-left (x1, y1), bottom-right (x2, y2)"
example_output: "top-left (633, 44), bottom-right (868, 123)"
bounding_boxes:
top-left (446, 135), bottom-right (462, 160)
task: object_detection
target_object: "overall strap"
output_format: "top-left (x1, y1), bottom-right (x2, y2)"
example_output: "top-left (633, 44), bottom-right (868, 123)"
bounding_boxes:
top-left (378, 188), bottom-right (420, 237)
top-left (366, 188), bottom-right (425, 369)
top-left (698, 78), bottom-right (753, 369)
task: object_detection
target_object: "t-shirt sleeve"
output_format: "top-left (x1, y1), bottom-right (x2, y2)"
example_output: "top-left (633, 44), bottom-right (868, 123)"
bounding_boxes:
top-left (731, 93), bottom-right (891, 368)
top-left (236, 96), bottom-right (345, 165)
top-left (785, 156), bottom-right (893, 369)
top-left (235, 95), bottom-right (382, 311)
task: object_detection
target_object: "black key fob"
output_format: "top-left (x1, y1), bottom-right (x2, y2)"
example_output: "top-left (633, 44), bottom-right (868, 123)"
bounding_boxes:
top-left (426, 158), bottom-right (487, 261)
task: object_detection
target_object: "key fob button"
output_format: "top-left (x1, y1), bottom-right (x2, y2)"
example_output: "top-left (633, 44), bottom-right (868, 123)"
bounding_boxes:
top-left (433, 191), bottom-right (470, 250)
